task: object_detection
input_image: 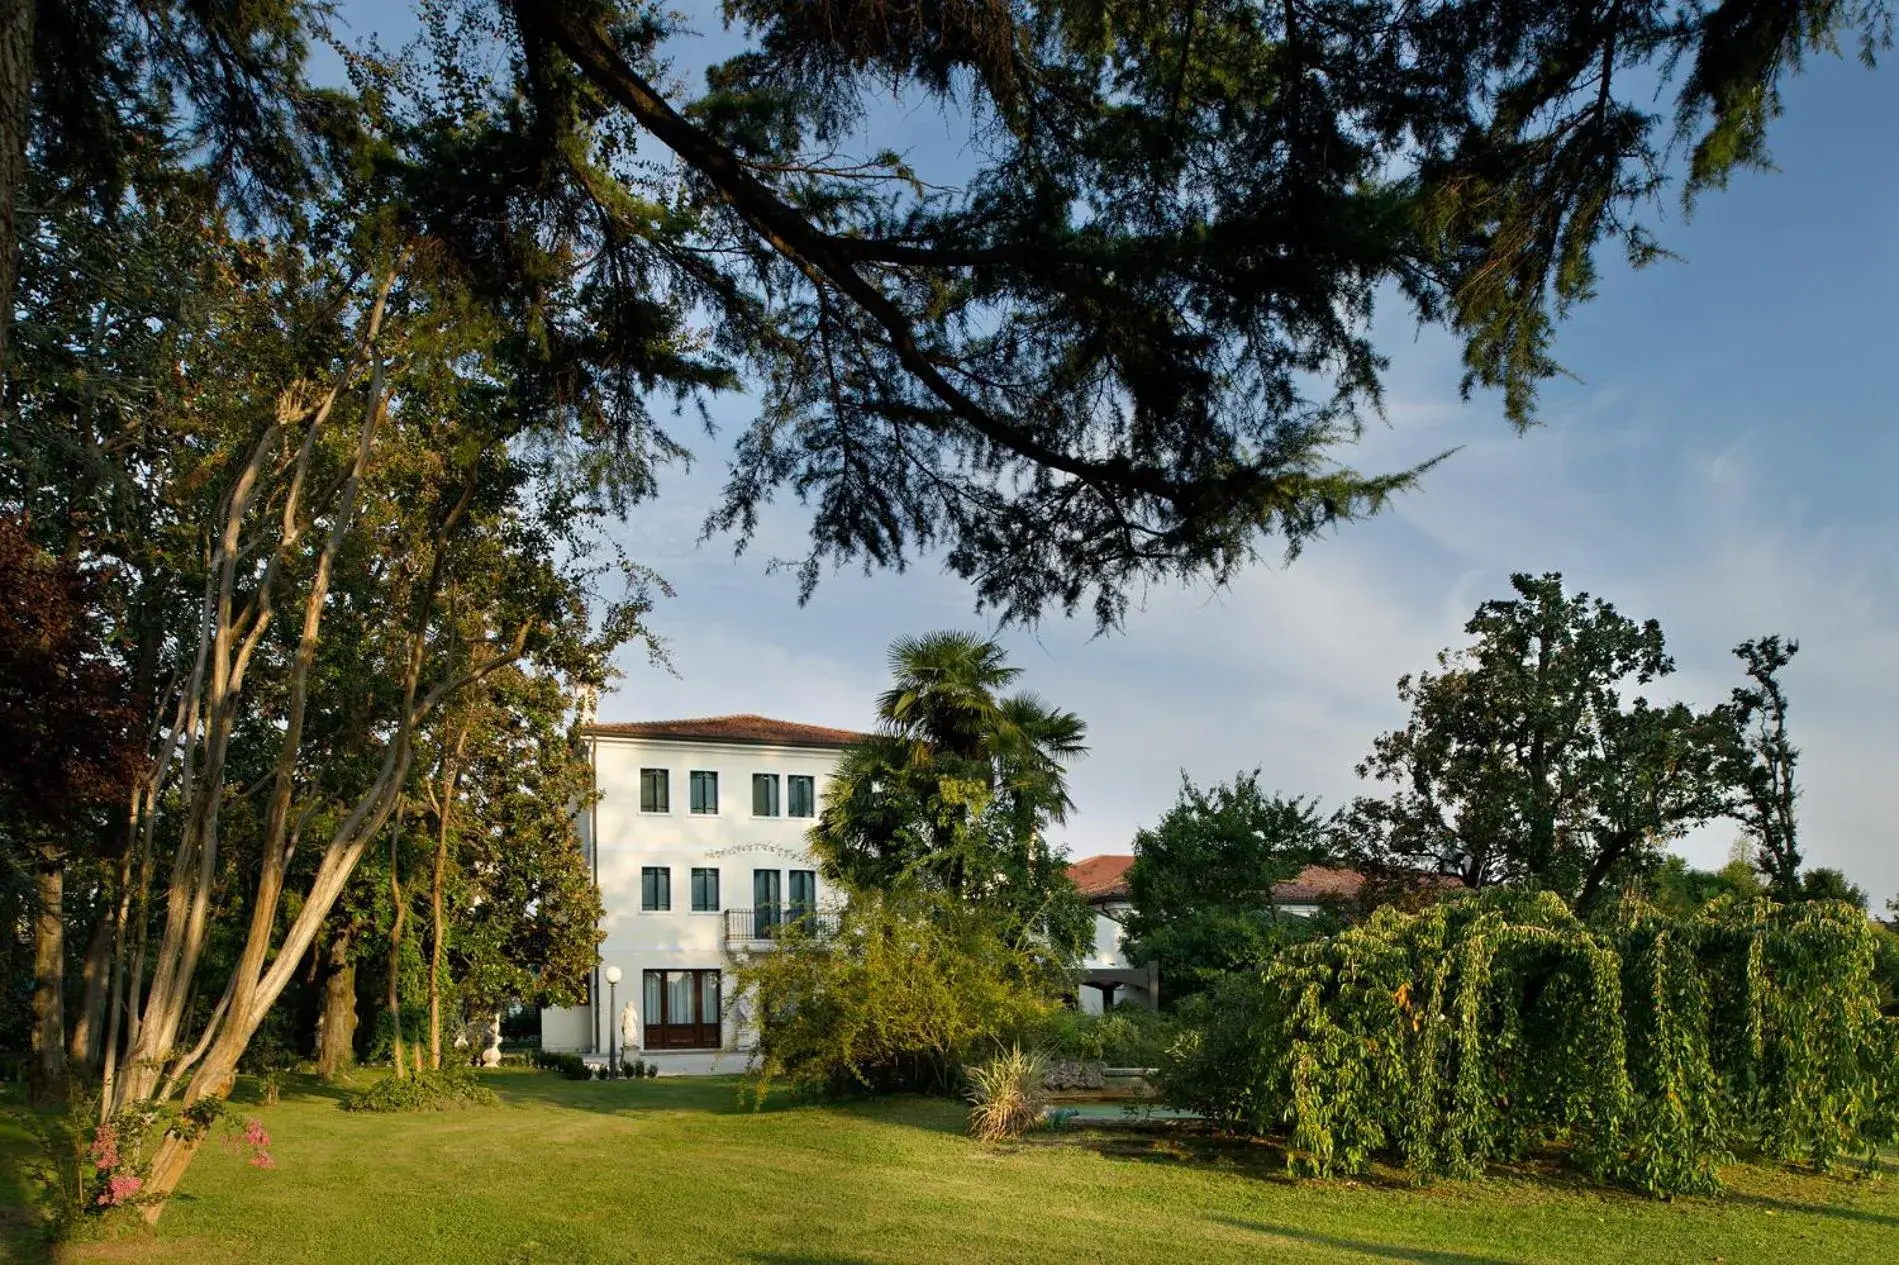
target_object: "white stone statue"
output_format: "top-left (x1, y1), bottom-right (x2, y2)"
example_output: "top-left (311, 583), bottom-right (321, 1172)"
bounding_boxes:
top-left (480, 1011), bottom-right (503, 1067)
top-left (619, 1000), bottom-right (641, 1058)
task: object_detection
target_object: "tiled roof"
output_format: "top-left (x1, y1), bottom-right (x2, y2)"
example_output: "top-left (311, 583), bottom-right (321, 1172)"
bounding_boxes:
top-left (585, 713), bottom-right (869, 748)
top-left (1067, 854), bottom-right (1136, 901)
top-left (1063, 856), bottom-right (1447, 905)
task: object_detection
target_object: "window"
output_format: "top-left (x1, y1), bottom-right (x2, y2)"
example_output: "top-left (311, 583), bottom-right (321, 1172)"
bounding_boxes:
top-left (691, 867), bottom-right (720, 913)
top-left (639, 767), bottom-right (670, 813)
top-left (789, 869), bottom-right (816, 920)
top-left (641, 866), bottom-right (671, 912)
top-left (787, 775), bottom-right (816, 818)
top-left (642, 969), bottom-right (722, 1049)
top-left (753, 868), bottom-right (781, 936)
top-left (689, 770), bottom-right (718, 814)
top-left (752, 773), bottom-right (780, 817)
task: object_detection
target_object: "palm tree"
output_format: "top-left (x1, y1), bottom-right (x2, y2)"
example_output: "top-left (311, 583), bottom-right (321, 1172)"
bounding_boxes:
top-left (812, 632), bottom-right (1091, 957)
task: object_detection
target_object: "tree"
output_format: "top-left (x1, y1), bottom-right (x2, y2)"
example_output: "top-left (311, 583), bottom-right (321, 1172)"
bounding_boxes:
top-left (414, 665), bottom-right (603, 1067)
top-left (0, 516), bottom-right (143, 1100)
top-left (1156, 889), bottom-right (1896, 1194)
top-left (1722, 636), bottom-right (1802, 900)
top-left (367, 0), bottom-right (1895, 625)
top-left (1647, 851), bottom-right (1764, 919)
top-left (812, 631), bottom-right (1092, 959)
top-left (1121, 773), bottom-right (1332, 1005)
top-left (1343, 573), bottom-right (1732, 914)
top-left (0, 0), bottom-right (320, 380)
top-left (1798, 867), bottom-right (1868, 910)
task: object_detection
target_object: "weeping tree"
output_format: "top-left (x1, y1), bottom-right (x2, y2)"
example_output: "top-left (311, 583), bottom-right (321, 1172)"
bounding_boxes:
top-left (1158, 888), bottom-right (1896, 1194)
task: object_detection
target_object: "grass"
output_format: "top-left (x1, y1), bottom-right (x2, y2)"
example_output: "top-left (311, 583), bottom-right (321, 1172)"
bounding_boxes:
top-left (1, 1069), bottom-right (1894, 1263)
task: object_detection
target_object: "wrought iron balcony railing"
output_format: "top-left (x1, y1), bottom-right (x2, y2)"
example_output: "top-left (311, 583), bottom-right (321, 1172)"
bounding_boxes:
top-left (723, 906), bottom-right (837, 944)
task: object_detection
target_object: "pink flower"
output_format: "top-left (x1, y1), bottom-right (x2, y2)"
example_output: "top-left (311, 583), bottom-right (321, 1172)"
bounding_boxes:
top-left (241, 1118), bottom-right (274, 1169)
top-left (88, 1125), bottom-right (120, 1172)
top-left (96, 1174), bottom-right (143, 1206)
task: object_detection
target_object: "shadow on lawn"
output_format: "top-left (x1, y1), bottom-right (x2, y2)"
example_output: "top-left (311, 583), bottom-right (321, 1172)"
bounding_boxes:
top-left (1210, 1219), bottom-right (1520, 1264)
top-left (1723, 1191), bottom-right (1899, 1227)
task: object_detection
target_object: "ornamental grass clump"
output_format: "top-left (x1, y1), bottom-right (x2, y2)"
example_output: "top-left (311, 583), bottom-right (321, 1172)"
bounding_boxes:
top-left (967, 1046), bottom-right (1049, 1142)
top-left (1156, 888), bottom-right (1899, 1197)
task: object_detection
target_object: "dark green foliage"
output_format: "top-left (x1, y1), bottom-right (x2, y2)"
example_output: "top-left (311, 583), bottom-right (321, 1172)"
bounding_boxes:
top-left (340, 1066), bottom-right (499, 1113)
top-left (530, 1049), bottom-right (592, 1080)
top-left (1797, 867), bottom-right (1866, 909)
top-left (464, 0), bottom-right (1892, 626)
top-left (1122, 773), bottom-right (1334, 1005)
top-left (1156, 890), bottom-right (1896, 1194)
top-left (729, 889), bottom-right (1062, 1101)
top-left (1647, 854), bottom-right (1764, 918)
top-left (1722, 637), bottom-right (1803, 899)
top-left (1342, 573), bottom-right (1734, 913)
top-left (1037, 1006), bottom-right (1177, 1068)
top-left (813, 632), bottom-right (1093, 962)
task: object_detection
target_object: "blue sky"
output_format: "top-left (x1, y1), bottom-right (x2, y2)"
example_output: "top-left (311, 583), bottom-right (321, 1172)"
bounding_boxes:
top-left (334, 5), bottom-right (1899, 903)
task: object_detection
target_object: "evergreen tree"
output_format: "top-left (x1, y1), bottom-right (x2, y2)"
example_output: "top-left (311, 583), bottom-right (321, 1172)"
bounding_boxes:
top-left (393, 0), bottom-right (1895, 623)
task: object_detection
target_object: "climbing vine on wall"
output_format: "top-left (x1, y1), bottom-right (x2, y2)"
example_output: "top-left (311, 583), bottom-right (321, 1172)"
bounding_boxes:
top-left (1157, 889), bottom-right (1897, 1195)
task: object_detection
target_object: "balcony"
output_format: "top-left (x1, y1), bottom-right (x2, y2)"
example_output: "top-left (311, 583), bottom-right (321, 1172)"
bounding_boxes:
top-left (723, 906), bottom-right (839, 946)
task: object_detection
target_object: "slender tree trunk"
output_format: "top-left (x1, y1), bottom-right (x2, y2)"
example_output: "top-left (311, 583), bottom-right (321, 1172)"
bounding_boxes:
top-left (0, 0), bottom-right (33, 383)
top-left (388, 811), bottom-right (408, 1078)
top-left (68, 910), bottom-right (112, 1068)
top-left (31, 844), bottom-right (66, 1102)
top-left (314, 924), bottom-right (357, 1079)
top-left (428, 816), bottom-right (447, 1070)
top-left (426, 739), bottom-right (464, 1071)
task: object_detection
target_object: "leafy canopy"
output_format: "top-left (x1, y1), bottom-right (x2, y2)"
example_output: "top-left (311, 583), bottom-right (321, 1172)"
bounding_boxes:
top-left (811, 631), bottom-right (1092, 960)
top-left (1341, 572), bottom-right (1734, 914)
top-left (1121, 772), bottom-right (1333, 1005)
top-left (375, 0), bottom-right (1899, 624)
top-left (1157, 888), bottom-right (1899, 1194)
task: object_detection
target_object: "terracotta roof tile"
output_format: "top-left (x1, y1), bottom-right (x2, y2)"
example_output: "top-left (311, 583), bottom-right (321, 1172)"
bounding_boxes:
top-left (1067, 855), bottom-right (1136, 900)
top-left (586, 713), bottom-right (868, 748)
top-left (1064, 856), bottom-right (1455, 906)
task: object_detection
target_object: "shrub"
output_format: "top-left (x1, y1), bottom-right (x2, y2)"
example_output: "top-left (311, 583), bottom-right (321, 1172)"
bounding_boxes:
top-left (1155, 889), bottom-right (1899, 1195)
top-left (967, 1046), bottom-right (1049, 1142)
top-left (530, 1050), bottom-right (592, 1080)
top-left (729, 889), bottom-right (1062, 1101)
top-left (1040, 1006), bottom-right (1175, 1067)
top-left (341, 1067), bottom-right (500, 1113)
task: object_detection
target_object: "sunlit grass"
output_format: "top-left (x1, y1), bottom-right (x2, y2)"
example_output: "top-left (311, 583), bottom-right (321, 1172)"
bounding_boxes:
top-left (3, 1069), bottom-right (1894, 1263)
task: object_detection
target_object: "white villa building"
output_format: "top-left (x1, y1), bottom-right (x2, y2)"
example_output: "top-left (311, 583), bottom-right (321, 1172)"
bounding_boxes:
top-left (540, 714), bottom-right (862, 1073)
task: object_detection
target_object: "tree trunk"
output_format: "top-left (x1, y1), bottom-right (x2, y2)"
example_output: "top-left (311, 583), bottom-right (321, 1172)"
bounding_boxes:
top-left (314, 924), bottom-right (357, 1079)
top-left (387, 819), bottom-right (408, 1078)
top-left (31, 846), bottom-right (67, 1102)
top-left (427, 767), bottom-right (459, 1070)
top-left (0, 0), bottom-right (34, 383)
top-left (68, 910), bottom-right (113, 1069)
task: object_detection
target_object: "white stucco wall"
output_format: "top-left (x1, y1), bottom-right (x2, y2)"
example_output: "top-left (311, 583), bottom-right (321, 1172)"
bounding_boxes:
top-left (541, 731), bottom-right (848, 1061)
top-left (1085, 901), bottom-right (1132, 970)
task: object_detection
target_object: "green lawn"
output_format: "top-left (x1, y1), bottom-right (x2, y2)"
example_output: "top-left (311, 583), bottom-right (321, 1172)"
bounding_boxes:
top-left (3, 1069), bottom-right (1894, 1263)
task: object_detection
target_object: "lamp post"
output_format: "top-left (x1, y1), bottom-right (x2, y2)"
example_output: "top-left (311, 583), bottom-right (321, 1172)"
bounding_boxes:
top-left (604, 965), bottom-right (623, 1077)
